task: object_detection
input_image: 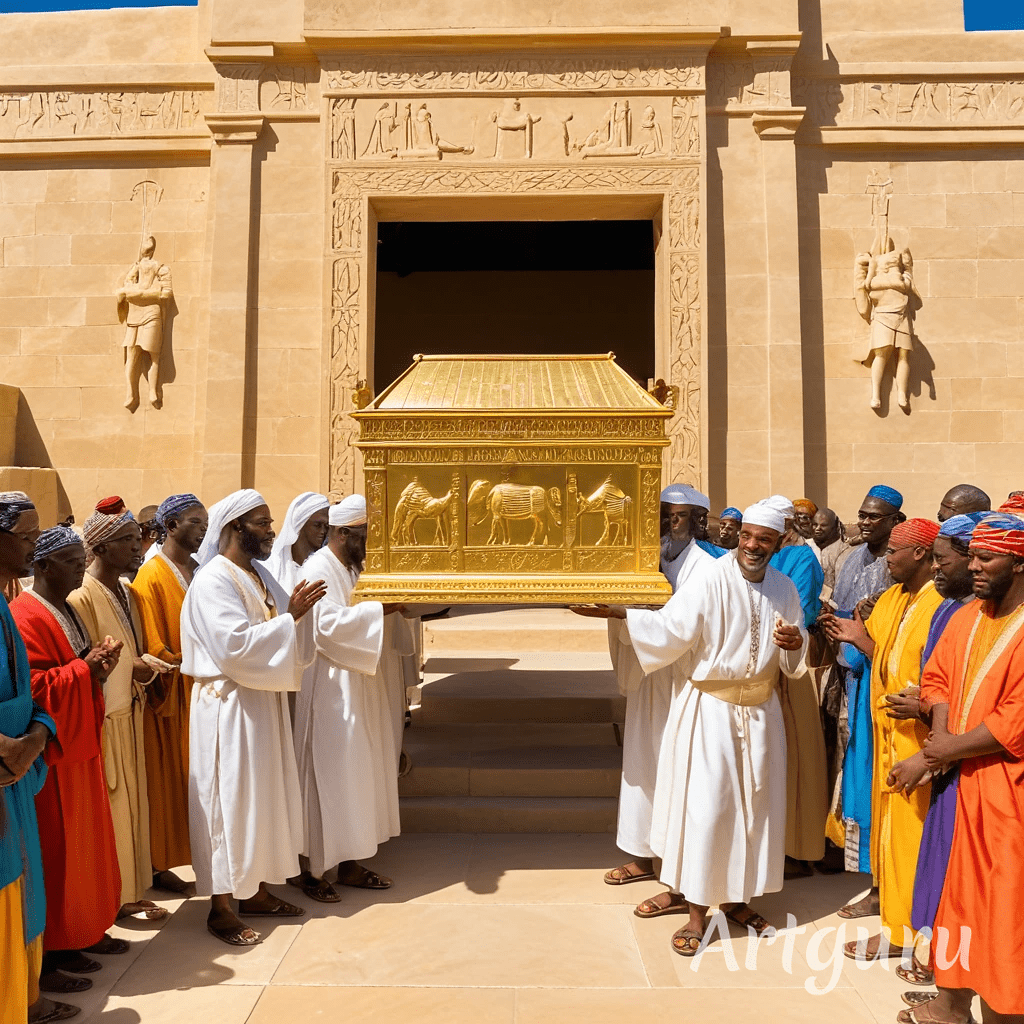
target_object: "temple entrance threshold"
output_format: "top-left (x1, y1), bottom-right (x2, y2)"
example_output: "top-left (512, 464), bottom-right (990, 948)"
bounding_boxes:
top-left (400, 608), bottom-right (624, 833)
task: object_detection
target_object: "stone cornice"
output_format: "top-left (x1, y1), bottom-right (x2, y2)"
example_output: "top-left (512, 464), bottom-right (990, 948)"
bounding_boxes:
top-left (752, 108), bottom-right (805, 138)
top-left (204, 113), bottom-right (265, 143)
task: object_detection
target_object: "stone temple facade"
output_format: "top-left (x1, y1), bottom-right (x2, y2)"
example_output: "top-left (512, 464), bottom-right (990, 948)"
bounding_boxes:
top-left (1, 0), bottom-right (1022, 524)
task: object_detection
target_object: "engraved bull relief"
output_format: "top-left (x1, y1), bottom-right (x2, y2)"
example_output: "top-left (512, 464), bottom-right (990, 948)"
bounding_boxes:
top-left (578, 476), bottom-right (633, 546)
top-left (391, 479), bottom-right (454, 546)
top-left (468, 479), bottom-right (562, 546)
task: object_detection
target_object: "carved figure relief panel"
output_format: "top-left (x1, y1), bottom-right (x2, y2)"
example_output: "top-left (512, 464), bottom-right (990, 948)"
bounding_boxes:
top-left (708, 58), bottom-right (792, 110)
top-left (215, 64), bottom-right (320, 113)
top-left (0, 89), bottom-right (209, 138)
top-left (331, 96), bottom-right (687, 163)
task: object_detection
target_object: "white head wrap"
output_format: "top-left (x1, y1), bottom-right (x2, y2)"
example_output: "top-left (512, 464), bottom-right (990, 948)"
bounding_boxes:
top-left (742, 501), bottom-right (786, 535)
top-left (762, 494), bottom-right (795, 520)
top-left (659, 483), bottom-right (710, 511)
top-left (329, 494), bottom-right (367, 527)
top-left (196, 488), bottom-right (267, 568)
top-left (265, 492), bottom-right (329, 581)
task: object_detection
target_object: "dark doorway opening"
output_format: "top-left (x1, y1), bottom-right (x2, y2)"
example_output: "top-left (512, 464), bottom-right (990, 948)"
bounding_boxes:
top-left (373, 220), bottom-right (656, 394)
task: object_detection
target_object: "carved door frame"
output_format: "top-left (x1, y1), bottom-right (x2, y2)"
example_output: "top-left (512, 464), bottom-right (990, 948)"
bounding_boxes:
top-left (320, 43), bottom-right (710, 496)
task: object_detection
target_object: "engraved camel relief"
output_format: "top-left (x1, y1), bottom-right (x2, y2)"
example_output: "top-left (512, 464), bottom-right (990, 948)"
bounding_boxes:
top-left (468, 480), bottom-right (562, 546)
top-left (391, 480), bottom-right (454, 546)
top-left (577, 476), bottom-right (633, 546)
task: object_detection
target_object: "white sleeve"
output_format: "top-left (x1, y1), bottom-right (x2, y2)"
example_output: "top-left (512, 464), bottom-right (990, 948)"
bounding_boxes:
top-left (625, 584), bottom-right (705, 676)
top-left (313, 597), bottom-right (384, 676)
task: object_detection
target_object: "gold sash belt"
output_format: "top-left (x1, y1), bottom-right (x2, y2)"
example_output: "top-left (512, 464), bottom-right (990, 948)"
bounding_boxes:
top-left (689, 667), bottom-right (778, 706)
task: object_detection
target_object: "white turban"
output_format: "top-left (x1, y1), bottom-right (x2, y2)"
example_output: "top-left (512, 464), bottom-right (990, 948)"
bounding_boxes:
top-left (660, 483), bottom-right (710, 510)
top-left (742, 501), bottom-right (786, 535)
top-left (329, 494), bottom-right (367, 527)
top-left (762, 494), bottom-right (795, 519)
top-left (196, 488), bottom-right (267, 568)
top-left (265, 491), bottom-right (329, 581)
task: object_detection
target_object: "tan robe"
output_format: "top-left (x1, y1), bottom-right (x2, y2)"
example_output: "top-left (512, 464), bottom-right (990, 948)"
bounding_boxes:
top-left (69, 573), bottom-right (152, 904)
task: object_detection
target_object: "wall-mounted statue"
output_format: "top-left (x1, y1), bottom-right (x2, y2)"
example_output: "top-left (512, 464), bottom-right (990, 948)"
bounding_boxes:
top-left (854, 172), bottom-right (921, 411)
top-left (117, 235), bottom-right (172, 410)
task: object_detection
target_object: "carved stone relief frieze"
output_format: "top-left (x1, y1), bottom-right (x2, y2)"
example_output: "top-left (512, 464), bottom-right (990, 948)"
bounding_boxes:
top-left (671, 96), bottom-right (701, 157)
top-left (323, 53), bottom-right (705, 93)
top-left (708, 58), bottom-right (792, 110)
top-left (793, 77), bottom-right (1024, 127)
top-left (216, 66), bottom-right (261, 113)
top-left (0, 89), bottom-right (209, 139)
top-left (260, 65), bottom-right (318, 112)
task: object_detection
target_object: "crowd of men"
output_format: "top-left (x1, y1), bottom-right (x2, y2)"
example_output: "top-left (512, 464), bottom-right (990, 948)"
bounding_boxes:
top-left (576, 482), bottom-right (1023, 1024)
top-left (0, 478), bottom-right (1021, 1024)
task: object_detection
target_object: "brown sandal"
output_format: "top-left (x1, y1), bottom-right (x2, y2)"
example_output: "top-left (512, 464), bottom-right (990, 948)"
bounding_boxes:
top-left (896, 959), bottom-right (935, 986)
top-left (207, 922), bottom-right (263, 946)
top-left (238, 894), bottom-right (305, 917)
top-left (604, 864), bottom-right (657, 886)
top-left (338, 868), bottom-right (392, 890)
top-left (288, 876), bottom-right (342, 903)
top-left (634, 893), bottom-right (690, 919)
top-left (671, 927), bottom-right (705, 957)
top-left (38, 972), bottom-right (93, 995)
top-left (843, 936), bottom-right (908, 961)
top-left (896, 1008), bottom-right (976, 1024)
top-left (725, 905), bottom-right (772, 937)
top-left (902, 993), bottom-right (938, 1009)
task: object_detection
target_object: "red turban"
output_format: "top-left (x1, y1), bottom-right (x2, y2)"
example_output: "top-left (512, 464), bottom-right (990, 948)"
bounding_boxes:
top-left (998, 493), bottom-right (1024, 514)
top-left (970, 513), bottom-right (1024, 558)
top-left (95, 496), bottom-right (127, 515)
top-left (890, 518), bottom-right (940, 550)
top-left (793, 499), bottom-right (818, 515)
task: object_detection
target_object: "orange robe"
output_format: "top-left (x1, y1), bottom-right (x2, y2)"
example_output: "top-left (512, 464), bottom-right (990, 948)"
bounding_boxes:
top-left (11, 591), bottom-right (121, 951)
top-left (920, 600), bottom-right (1024, 1014)
top-left (131, 553), bottom-right (192, 872)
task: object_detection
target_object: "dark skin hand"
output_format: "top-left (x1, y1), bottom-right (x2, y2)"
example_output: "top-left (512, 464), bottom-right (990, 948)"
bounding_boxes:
top-left (0, 721), bottom-right (51, 784)
top-left (820, 606), bottom-right (876, 658)
top-left (288, 578), bottom-right (328, 621)
top-left (883, 686), bottom-right (922, 720)
top-left (887, 750), bottom-right (930, 794)
top-left (84, 639), bottom-right (123, 684)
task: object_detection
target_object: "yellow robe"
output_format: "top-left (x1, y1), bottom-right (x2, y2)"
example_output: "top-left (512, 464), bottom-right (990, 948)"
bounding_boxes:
top-left (69, 573), bottom-right (152, 905)
top-left (0, 878), bottom-right (42, 1024)
top-left (865, 579), bottom-right (943, 942)
top-left (131, 553), bottom-right (192, 873)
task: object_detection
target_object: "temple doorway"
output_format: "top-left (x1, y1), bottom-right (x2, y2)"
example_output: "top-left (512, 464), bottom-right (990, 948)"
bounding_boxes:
top-left (373, 220), bottom-right (656, 394)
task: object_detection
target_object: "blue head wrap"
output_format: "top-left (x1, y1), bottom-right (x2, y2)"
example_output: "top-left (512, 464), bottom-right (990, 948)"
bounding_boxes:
top-left (866, 484), bottom-right (904, 510)
top-left (0, 490), bottom-right (35, 532)
top-left (33, 525), bottom-right (83, 563)
top-left (719, 507), bottom-right (743, 521)
top-left (938, 512), bottom-right (987, 547)
top-left (156, 493), bottom-right (202, 529)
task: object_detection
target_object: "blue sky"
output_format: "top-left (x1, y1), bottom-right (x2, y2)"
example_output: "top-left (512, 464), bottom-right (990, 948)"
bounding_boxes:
top-left (1, 0), bottom-right (1020, 28)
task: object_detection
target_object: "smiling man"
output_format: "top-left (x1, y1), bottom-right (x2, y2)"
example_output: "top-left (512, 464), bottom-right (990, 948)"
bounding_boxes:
top-left (181, 490), bottom-right (326, 946)
top-left (69, 497), bottom-right (165, 923)
top-left (573, 501), bottom-right (807, 956)
top-left (131, 493), bottom-right (208, 899)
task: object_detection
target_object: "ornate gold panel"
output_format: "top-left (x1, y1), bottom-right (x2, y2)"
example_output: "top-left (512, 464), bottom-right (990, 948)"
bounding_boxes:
top-left (351, 353), bottom-right (673, 605)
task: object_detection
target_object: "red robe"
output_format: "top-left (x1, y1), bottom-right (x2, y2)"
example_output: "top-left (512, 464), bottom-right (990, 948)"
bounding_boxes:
top-left (920, 600), bottom-right (1024, 1014)
top-left (11, 593), bottom-right (121, 952)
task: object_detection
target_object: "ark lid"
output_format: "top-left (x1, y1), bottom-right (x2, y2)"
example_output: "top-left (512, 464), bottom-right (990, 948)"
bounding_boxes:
top-left (364, 353), bottom-right (668, 413)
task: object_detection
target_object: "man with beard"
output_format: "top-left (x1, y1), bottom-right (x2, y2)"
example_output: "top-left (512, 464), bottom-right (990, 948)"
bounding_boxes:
top-left (573, 501), bottom-right (807, 955)
top-left (131, 494), bottom-right (208, 898)
top-left (181, 490), bottom-right (326, 946)
top-left (936, 484), bottom-right (990, 524)
top-left (69, 497), bottom-right (166, 923)
top-left (793, 499), bottom-right (818, 542)
top-left (908, 513), bottom-right (1024, 1024)
top-left (0, 492), bottom-right (64, 1024)
top-left (12, 527), bottom-right (124, 995)
top-left (716, 507), bottom-right (742, 550)
top-left (265, 492), bottom-right (330, 593)
top-left (819, 484), bottom-right (903, 896)
top-left (602, 484), bottom-right (712, 890)
top-left (809, 508), bottom-right (855, 600)
top-left (827, 519), bottom-right (942, 961)
top-left (291, 495), bottom-right (402, 902)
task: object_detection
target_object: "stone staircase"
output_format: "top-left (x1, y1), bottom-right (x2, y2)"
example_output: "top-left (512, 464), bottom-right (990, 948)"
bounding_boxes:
top-left (399, 608), bottom-right (624, 833)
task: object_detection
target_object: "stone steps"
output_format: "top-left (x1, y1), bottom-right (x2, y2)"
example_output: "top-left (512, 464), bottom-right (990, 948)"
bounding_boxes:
top-left (399, 795), bottom-right (618, 834)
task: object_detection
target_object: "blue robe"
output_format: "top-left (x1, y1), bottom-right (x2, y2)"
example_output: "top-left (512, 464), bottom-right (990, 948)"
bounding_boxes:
top-left (0, 597), bottom-right (54, 946)
top-left (770, 545), bottom-right (824, 627)
top-left (841, 644), bottom-right (874, 873)
top-left (696, 539), bottom-right (727, 559)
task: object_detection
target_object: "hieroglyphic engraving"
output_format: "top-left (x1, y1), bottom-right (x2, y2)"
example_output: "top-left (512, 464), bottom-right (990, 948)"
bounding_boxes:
top-left (324, 55), bottom-right (705, 93)
top-left (709, 58), bottom-right (791, 110)
top-left (330, 258), bottom-right (361, 492)
top-left (671, 96), bottom-right (700, 157)
top-left (331, 98), bottom-right (356, 159)
top-left (0, 89), bottom-right (208, 138)
top-left (668, 251), bottom-right (701, 482)
top-left (668, 169), bottom-right (700, 251)
top-left (640, 469), bottom-right (660, 547)
top-left (216, 67), bottom-right (261, 113)
top-left (261, 66), bottom-right (317, 111)
top-left (792, 78), bottom-right (1024, 126)
top-left (365, 470), bottom-right (386, 549)
top-left (332, 195), bottom-right (362, 253)
top-left (357, 416), bottom-right (667, 442)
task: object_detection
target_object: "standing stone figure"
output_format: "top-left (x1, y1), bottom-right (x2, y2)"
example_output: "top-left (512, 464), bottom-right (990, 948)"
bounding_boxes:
top-left (118, 235), bottom-right (172, 410)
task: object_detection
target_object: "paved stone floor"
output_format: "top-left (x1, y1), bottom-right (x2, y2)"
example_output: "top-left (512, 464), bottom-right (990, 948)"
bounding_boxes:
top-left (63, 832), bottom-right (930, 1024)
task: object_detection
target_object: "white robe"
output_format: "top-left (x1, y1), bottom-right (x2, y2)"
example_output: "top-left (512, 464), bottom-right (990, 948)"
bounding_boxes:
top-left (608, 538), bottom-right (712, 859)
top-left (627, 554), bottom-right (807, 907)
top-left (181, 555), bottom-right (314, 900)
top-left (294, 547), bottom-right (399, 876)
top-left (381, 613), bottom-right (415, 767)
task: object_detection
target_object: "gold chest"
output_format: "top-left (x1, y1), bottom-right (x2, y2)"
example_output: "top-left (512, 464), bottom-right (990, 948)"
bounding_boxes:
top-left (351, 354), bottom-right (673, 605)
